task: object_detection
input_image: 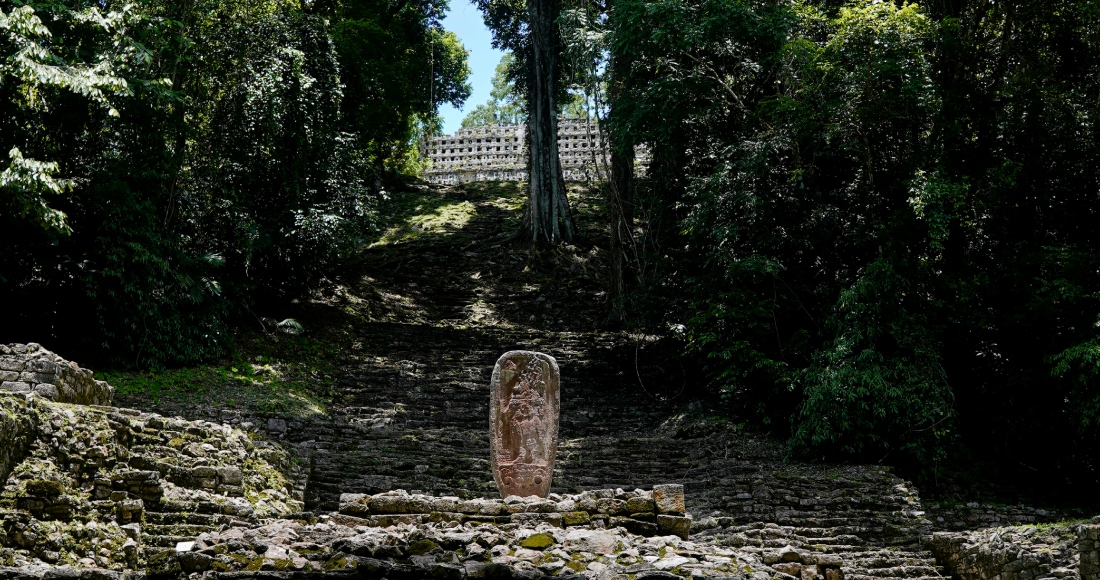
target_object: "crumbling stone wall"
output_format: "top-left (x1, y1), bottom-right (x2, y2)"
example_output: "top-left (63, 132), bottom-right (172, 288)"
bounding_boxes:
top-left (925, 521), bottom-right (1088, 580)
top-left (0, 344), bottom-right (113, 406)
top-left (0, 400), bottom-right (36, 488)
top-left (0, 394), bottom-right (302, 572)
top-left (925, 501), bottom-right (1071, 531)
top-left (1080, 523), bottom-right (1100, 580)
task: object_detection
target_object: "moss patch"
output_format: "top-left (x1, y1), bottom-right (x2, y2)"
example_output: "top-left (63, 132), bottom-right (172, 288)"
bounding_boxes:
top-left (101, 333), bottom-right (339, 418)
top-left (519, 533), bottom-right (555, 549)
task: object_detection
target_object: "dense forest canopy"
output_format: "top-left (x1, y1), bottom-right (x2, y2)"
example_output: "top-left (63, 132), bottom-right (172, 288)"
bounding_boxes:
top-left (0, 0), bottom-right (469, 366)
top-left (3, 0), bottom-right (1100, 500)
top-left (600, 0), bottom-right (1100, 494)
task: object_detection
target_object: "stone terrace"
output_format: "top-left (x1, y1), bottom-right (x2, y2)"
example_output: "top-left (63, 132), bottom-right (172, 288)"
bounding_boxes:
top-left (3, 184), bottom-right (1090, 579)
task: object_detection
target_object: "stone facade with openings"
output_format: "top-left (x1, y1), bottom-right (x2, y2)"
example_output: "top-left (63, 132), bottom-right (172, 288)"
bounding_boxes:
top-left (424, 118), bottom-right (647, 184)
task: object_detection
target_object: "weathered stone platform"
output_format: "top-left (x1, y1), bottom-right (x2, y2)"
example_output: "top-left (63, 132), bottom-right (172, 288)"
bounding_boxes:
top-left (0, 394), bottom-right (303, 573)
top-left (335, 486), bottom-right (692, 539)
top-left (1, 344), bottom-right (113, 406)
top-left (1, 341), bottom-right (1095, 580)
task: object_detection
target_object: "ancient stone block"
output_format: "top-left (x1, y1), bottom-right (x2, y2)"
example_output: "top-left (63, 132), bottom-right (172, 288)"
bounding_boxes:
top-left (773, 562), bottom-right (802, 576)
top-left (432, 496), bottom-right (458, 512)
top-left (26, 360), bottom-right (59, 374)
top-left (562, 511), bottom-right (591, 526)
top-left (32, 384), bottom-right (58, 400)
top-left (1, 381), bottom-right (31, 392)
top-left (428, 511), bottom-right (465, 524)
top-left (1082, 525), bottom-right (1100, 580)
top-left (25, 479), bottom-right (64, 496)
top-left (490, 350), bottom-right (560, 498)
top-left (562, 528), bottom-right (619, 555)
top-left (652, 484), bottom-right (686, 515)
top-left (372, 493), bottom-right (413, 514)
top-left (625, 496), bottom-right (656, 514)
top-left (116, 499), bottom-right (144, 523)
top-left (178, 551), bottom-right (213, 572)
top-left (611, 516), bottom-right (659, 536)
top-left (656, 514), bottom-right (692, 540)
top-left (519, 533), bottom-right (555, 549)
top-left (217, 466), bottom-right (243, 485)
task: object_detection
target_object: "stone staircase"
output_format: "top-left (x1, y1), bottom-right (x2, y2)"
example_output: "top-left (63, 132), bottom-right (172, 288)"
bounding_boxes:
top-left (119, 315), bottom-right (947, 580)
top-left (101, 183), bottom-right (954, 579)
top-left (695, 523), bottom-right (944, 580)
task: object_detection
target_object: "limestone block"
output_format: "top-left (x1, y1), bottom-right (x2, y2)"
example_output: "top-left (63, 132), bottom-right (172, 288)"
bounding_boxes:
top-left (519, 532), bottom-right (556, 549)
top-left (562, 528), bottom-right (620, 555)
top-left (625, 496), bottom-right (656, 514)
top-left (656, 514), bottom-right (692, 540)
top-left (178, 551), bottom-right (213, 573)
top-left (431, 496), bottom-right (458, 512)
top-left (598, 497), bottom-right (629, 515)
top-left (773, 563), bottom-right (802, 576)
top-left (428, 511), bottom-right (465, 524)
top-left (26, 359), bottom-right (58, 374)
top-left (116, 498), bottom-right (144, 523)
top-left (456, 499), bottom-right (482, 514)
top-left (1, 381), bottom-right (31, 392)
top-left (611, 516), bottom-right (658, 536)
top-left (555, 498), bottom-right (576, 512)
top-left (801, 564), bottom-right (824, 580)
top-left (562, 511), bottom-right (591, 526)
top-left (25, 479), bottom-right (64, 496)
top-left (652, 483), bottom-right (686, 515)
top-left (370, 493), bottom-right (411, 514)
top-left (217, 466), bottom-right (243, 485)
top-left (32, 384), bottom-right (58, 400)
top-left (1082, 525), bottom-right (1100, 580)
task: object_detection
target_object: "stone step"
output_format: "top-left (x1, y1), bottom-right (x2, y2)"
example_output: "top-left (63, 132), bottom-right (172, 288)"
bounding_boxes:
top-left (144, 511), bottom-right (229, 526)
top-left (142, 534), bottom-right (196, 548)
top-left (844, 574), bottom-right (944, 580)
top-left (143, 523), bottom-right (221, 538)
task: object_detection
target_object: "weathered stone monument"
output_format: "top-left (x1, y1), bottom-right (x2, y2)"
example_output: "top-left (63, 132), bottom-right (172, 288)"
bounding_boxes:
top-left (489, 350), bottom-right (560, 498)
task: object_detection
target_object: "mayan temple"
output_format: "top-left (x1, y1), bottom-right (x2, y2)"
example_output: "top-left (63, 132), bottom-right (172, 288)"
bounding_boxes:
top-left (423, 118), bottom-right (647, 184)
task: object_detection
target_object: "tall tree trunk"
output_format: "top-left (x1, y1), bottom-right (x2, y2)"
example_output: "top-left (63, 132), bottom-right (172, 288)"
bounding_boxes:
top-left (605, 18), bottom-right (634, 325)
top-left (526, 0), bottom-right (576, 245)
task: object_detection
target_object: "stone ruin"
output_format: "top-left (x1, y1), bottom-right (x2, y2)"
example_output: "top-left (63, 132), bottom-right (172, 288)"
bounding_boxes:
top-left (0, 344), bottom-right (113, 406)
top-left (422, 119), bottom-right (650, 185)
top-left (0, 343), bottom-right (1099, 580)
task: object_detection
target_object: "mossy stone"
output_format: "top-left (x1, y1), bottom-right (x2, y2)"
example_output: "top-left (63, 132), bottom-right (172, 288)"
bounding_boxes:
top-left (325, 554), bottom-right (356, 570)
top-left (519, 533), bottom-right (555, 549)
top-left (563, 511), bottom-right (591, 526)
top-left (408, 539), bottom-right (439, 555)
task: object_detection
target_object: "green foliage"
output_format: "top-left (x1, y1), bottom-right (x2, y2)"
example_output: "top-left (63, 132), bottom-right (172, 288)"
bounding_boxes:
top-left (100, 332), bottom-right (339, 416)
top-left (609, 0), bottom-right (1100, 490)
top-left (462, 52), bottom-right (526, 127)
top-left (0, 3), bottom-right (132, 237)
top-left (1, 148), bottom-right (72, 235)
top-left (792, 259), bottom-right (955, 464)
top-left (0, 0), bottom-right (470, 368)
top-left (1051, 334), bottom-right (1100, 435)
top-left (333, 0), bottom-right (471, 165)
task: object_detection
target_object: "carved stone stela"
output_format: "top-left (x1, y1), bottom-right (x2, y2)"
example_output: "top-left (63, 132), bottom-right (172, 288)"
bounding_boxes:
top-left (490, 350), bottom-right (560, 498)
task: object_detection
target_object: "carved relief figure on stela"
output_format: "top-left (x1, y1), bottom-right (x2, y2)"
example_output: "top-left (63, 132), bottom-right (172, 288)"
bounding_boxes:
top-left (490, 351), bottom-right (560, 498)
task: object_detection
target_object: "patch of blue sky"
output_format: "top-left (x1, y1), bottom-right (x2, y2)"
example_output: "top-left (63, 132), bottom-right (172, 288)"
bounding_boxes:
top-left (439, 0), bottom-right (505, 134)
